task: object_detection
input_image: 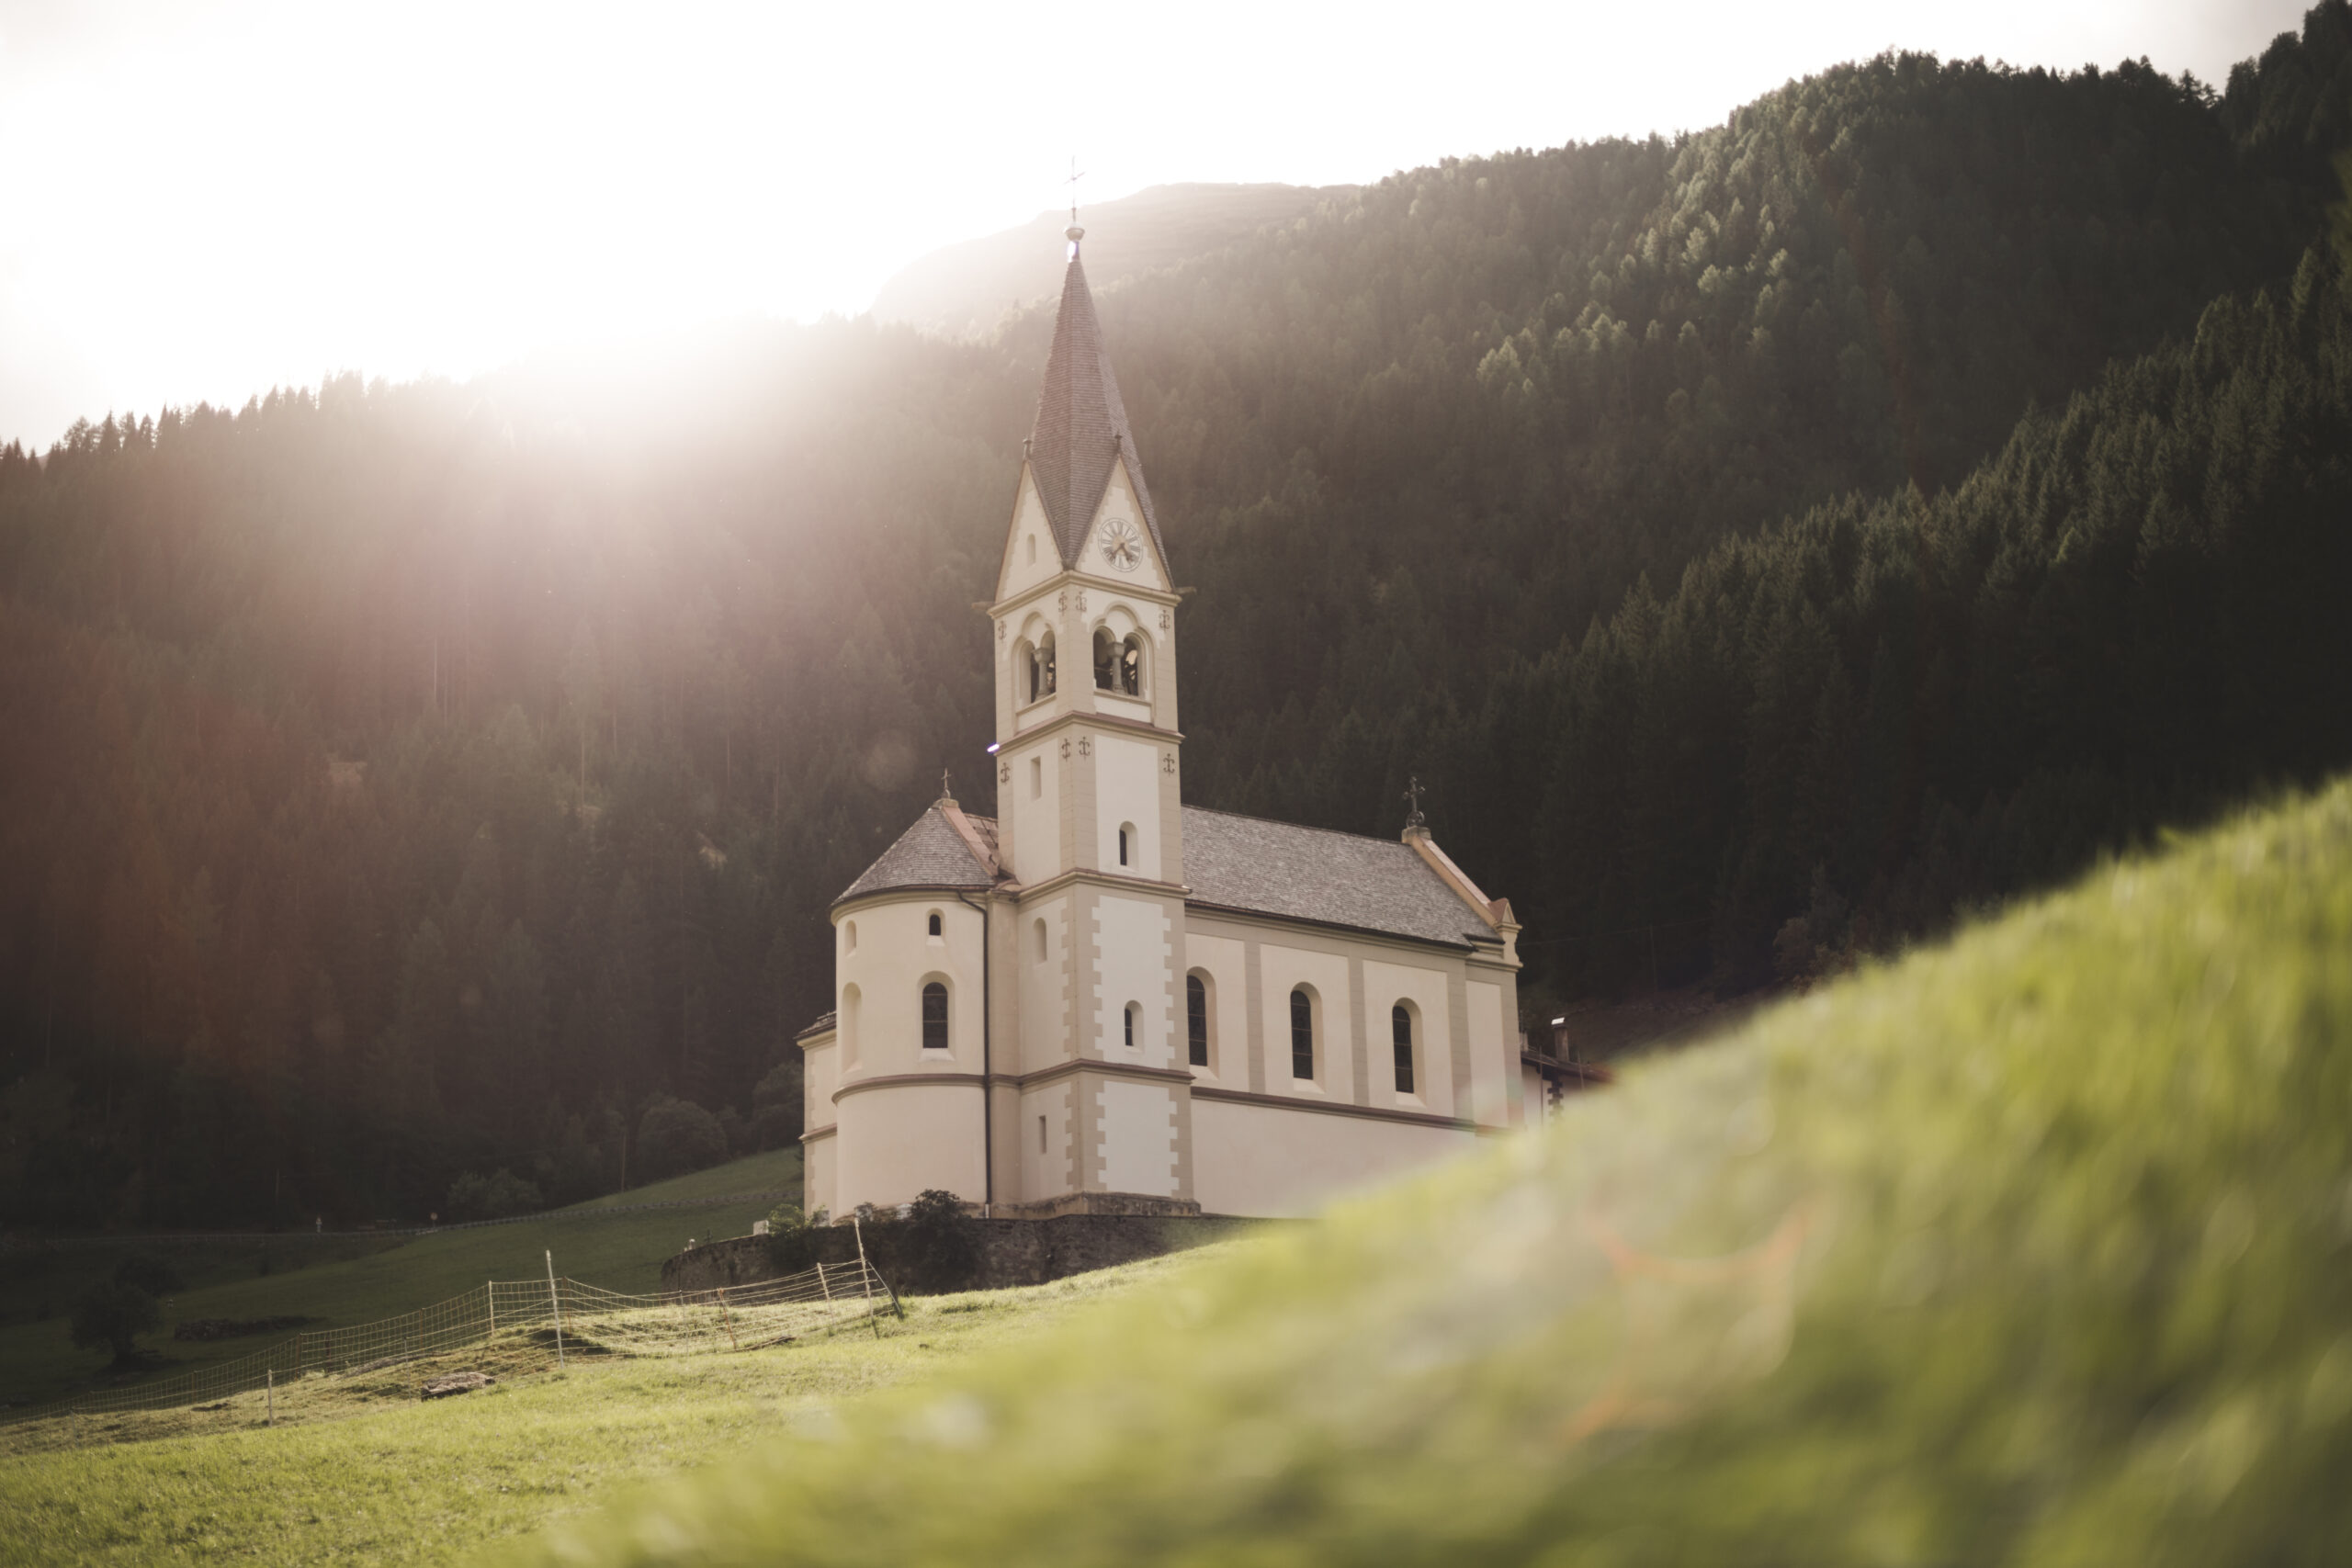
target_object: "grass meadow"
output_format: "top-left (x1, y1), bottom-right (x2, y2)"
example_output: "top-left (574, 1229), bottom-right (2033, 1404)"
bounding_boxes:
top-left (0, 1244), bottom-right (1209, 1563)
top-left (0, 1149), bottom-right (803, 1412)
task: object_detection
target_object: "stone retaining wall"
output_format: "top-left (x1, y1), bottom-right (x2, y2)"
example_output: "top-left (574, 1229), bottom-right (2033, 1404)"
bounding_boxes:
top-left (661, 1213), bottom-right (1267, 1296)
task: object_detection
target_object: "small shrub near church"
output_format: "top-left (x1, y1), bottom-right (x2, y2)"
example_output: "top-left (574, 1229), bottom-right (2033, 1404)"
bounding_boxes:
top-left (763, 1203), bottom-right (816, 1275)
top-left (900, 1190), bottom-right (980, 1293)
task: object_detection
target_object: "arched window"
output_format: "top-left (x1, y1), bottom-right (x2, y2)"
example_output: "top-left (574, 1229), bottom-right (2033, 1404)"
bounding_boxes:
top-left (1026, 535), bottom-right (1036, 566)
top-left (1123, 1002), bottom-right (1137, 1048)
top-left (921, 982), bottom-right (948, 1051)
top-left (1119, 632), bottom-right (1144, 696)
top-left (1117, 826), bottom-right (1130, 866)
top-left (927, 911), bottom-right (942, 938)
top-left (1392, 1004), bottom-right (1415, 1094)
top-left (1092, 627), bottom-right (1117, 690)
top-left (1290, 987), bottom-right (1315, 1080)
top-left (843, 920), bottom-right (856, 954)
top-left (1186, 975), bottom-right (1209, 1067)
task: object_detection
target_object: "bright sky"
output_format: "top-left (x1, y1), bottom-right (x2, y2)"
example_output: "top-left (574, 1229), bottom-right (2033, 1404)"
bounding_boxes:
top-left (0, 0), bottom-right (2309, 448)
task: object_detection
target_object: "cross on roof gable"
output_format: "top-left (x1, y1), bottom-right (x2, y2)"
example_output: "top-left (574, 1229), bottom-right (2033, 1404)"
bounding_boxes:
top-left (1026, 251), bottom-right (1165, 568)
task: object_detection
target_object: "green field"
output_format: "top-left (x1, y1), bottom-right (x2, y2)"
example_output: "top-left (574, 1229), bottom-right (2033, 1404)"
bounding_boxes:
top-left (0, 1250), bottom-right (1206, 1564)
top-left (0, 1149), bottom-right (801, 1412)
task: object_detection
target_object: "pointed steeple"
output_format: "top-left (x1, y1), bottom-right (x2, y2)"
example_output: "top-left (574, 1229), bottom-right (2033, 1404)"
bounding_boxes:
top-left (1026, 227), bottom-right (1163, 567)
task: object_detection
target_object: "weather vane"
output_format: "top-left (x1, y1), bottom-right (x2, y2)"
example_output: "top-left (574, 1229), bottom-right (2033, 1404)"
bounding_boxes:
top-left (1403, 774), bottom-right (1427, 830)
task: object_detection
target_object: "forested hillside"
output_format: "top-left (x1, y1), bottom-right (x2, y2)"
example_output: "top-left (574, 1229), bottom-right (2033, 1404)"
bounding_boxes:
top-left (3, 6), bottom-right (2347, 1228)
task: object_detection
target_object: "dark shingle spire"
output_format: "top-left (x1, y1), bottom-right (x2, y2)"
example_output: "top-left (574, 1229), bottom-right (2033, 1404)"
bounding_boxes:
top-left (1026, 229), bottom-right (1162, 567)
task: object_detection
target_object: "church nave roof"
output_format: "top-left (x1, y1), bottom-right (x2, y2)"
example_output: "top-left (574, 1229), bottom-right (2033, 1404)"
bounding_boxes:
top-left (1180, 806), bottom-right (1499, 949)
top-left (835, 800), bottom-right (1496, 950)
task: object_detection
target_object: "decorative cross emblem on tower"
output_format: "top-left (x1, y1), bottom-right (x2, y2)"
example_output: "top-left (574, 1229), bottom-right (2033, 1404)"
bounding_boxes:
top-left (1403, 774), bottom-right (1428, 831)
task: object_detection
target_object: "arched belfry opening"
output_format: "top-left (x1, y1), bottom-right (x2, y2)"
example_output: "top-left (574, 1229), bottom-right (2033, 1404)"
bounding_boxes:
top-left (1023, 630), bottom-right (1057, 703)
top-left (1092, 626), bottom-right (1146, 695)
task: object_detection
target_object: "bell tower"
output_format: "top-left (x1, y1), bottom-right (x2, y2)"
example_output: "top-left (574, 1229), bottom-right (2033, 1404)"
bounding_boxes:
top-left (989, 225), bottom-right (1182, 891)
top-left (985, 224), bottom-right (1195, 1214)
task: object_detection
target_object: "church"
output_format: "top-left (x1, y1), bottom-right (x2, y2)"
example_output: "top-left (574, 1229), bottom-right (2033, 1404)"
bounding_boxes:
top-left (797, 226), bottom-right (1532, 1221)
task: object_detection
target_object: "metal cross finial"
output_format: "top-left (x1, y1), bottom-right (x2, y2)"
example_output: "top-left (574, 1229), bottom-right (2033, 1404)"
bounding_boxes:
top-left (1066, 156), bottom-right (1086, 225)
top-left (941, 767), bottom-right (953, 802)
top-left (1404, 774), bottom-right (1428, 830)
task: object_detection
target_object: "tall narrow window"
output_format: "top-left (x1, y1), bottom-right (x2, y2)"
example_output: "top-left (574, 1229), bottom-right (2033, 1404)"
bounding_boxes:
top-left (1038, 1115), bottom-right (1046, 1153)
top-left (1026, 536), bottom-right (1036, 566)
top-left (922, 982), bottom-right (948, 1051)
top-left (1392, 1004), bottom-right (1415, 1094)
top-left (1290, 987), bottom-right (1315, 1080)
top-left (1033, 918), bottom-right (1047, 962)
top-left (1117, 827), bottom-right (1129, 866)
top-left (927, 912), bottom-right (942, 937)
top-left (1123, 1002), bottom-right (1136, 1048)
top-left (1186, 976), bottom-right (1208, 1067)
top-left (1030, 756), bottom-right (1042, 798)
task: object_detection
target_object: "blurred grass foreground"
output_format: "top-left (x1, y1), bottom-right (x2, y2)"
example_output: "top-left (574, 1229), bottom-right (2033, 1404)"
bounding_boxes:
top-left (520, 781), bottom-right (2352, 1566)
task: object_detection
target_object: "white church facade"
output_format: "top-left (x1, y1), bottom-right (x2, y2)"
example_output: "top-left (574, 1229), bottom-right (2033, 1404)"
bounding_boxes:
top-left (797, 229), bottom-right (1532, 1221)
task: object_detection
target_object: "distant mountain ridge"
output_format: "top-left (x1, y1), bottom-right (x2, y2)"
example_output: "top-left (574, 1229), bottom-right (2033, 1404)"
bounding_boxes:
top-left (868, 182), bottom-right (1350, 338)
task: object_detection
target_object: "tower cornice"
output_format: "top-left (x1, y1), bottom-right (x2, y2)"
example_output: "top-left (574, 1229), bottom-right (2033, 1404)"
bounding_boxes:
top-left (988, 569), bottom-right (1181, 621)
top-left (999, 707), bottom-right (1184, 749)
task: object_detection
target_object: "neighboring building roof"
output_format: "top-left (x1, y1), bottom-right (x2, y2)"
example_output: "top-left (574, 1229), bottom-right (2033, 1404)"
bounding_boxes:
top-left (1027, 247), bottom-right (1164, 567)
top-left (1181, 807), bottom-right (1498, 948)
top-left (834, 804), bottom-right (1000, 903)
top-left (833, 799), bottom-right (1497, 949)
top-left (794, 1010), bottom-right (837, 1042)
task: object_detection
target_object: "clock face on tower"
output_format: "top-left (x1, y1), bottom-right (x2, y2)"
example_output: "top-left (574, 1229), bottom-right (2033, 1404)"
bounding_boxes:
top-left (1098, 518), bottom-right (1144, 573)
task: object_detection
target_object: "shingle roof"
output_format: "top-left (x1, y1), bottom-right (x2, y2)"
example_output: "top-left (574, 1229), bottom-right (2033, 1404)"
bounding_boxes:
top-left (1179, 807), bottom-right (1496, 948)
top-left (1027, 248), bottom-right (1164, 567)
top-left (834, 799), bottom-right (1495, 949)
top-left (835, 806), bottom-right (999, 903)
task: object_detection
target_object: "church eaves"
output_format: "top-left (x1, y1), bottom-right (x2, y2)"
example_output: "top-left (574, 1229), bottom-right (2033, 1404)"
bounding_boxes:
top-left (1026, 244), bottom-right (1165, 567)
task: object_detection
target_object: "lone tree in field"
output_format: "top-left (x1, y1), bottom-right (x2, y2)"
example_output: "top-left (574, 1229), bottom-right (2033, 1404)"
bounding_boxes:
top-left (69, 1280), bottom-right (162, 1367)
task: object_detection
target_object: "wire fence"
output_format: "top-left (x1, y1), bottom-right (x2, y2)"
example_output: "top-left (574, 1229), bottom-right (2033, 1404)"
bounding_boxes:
top-left (4, 1237), bottom-right (899, 1438)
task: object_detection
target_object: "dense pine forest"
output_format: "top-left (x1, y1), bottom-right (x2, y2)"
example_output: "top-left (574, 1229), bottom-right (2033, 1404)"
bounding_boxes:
top-left (4, 6), bottom-right (2349, 1228)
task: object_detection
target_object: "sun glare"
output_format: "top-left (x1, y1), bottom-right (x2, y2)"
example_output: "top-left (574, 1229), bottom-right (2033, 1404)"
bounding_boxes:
top-left (0, 0), bottom-right (2302, 446)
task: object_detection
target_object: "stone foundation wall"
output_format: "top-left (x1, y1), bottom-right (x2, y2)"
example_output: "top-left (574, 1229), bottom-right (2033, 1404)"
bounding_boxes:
top-left (660, 1213), bottom-right (1266, 1296)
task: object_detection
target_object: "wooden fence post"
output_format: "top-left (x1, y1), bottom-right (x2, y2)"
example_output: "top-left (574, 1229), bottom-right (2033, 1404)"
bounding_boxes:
top-left (546, 1251), bottom-right (566, 1368)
